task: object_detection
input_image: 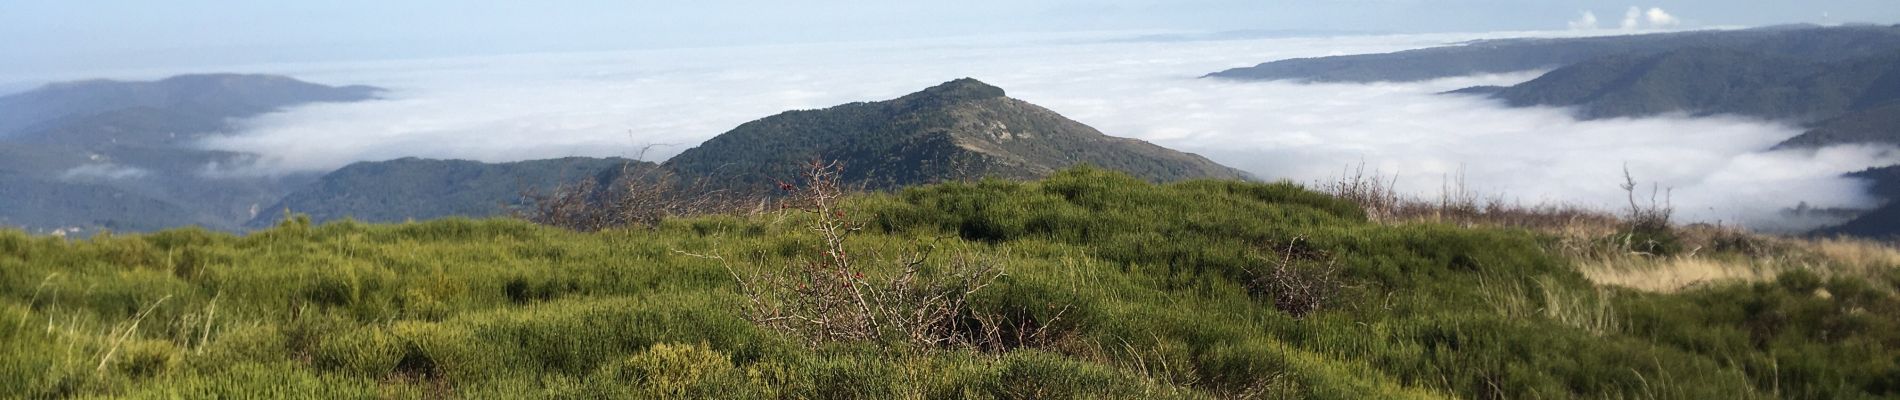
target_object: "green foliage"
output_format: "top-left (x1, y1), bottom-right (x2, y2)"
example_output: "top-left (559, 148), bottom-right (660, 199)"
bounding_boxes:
top-left (1, 167), bottom-right (1895, 398)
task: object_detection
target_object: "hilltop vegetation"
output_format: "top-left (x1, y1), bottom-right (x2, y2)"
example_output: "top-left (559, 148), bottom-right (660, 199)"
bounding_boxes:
top-left (4, 168), bottom-right (1898, 398)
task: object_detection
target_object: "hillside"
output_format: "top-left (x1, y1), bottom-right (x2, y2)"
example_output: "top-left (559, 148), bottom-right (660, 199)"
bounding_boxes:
top-left (253, 157), bottom-right (643, 227)
top-left (4, 168), bottom-right (1899, 398)
top-left (1440, 47), bottom-right (1900, 151)
top-left (1476, 48), bottom-right (1894, 121)
top-left (1776, 101), bottom-right (1900, 149)
top-left (1205, 24), bottom-right (1900, 83)
top-left (664, 78), bottom-right (1251, 189)
top-left (1820, 165), bottom-right (1900, 239)
top-left (0, 74), bottom-right (380, 139)
top-left (0, 174), bottom-right (209, 233)
top-left (0, 74), bottom-right (382, 234)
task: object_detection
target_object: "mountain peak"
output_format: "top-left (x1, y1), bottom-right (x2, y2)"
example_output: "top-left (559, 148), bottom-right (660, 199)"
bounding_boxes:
top-left (666, 78), bottom-right (1250, 189)
top-left (905, 78), bottom-right (1006, 103)
top-left (158, 73), bottom-right (298, 84)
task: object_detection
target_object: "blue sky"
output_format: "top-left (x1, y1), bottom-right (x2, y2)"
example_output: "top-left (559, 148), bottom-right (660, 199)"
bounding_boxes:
top-left (2, 0), bottom-right (1896, 76)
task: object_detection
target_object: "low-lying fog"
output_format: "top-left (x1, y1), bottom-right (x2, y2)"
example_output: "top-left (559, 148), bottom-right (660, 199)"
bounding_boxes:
top-left (37, 29), bottom-right (1900, 231)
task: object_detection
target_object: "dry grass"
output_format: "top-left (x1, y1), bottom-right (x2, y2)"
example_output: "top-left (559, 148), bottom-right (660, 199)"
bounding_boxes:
top-left (1579, 234), bottom-right (1900, 293)
top-left (1315, 164), bottom-right (1621, 232)
top-left (1579, 257), bottom-right (1783, 293)
top-left (1809, 237), bottom-right (1900, 272)
top-left (1317, 166), bottom-right (1900, 293)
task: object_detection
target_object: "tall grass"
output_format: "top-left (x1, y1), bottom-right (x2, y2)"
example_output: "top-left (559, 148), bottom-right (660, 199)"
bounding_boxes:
top-left (1, 167), bottom-right (1895, 398)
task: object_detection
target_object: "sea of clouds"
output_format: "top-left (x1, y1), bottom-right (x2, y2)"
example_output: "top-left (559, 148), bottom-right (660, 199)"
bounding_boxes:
top-left (106, 28), bottom-right (1895, 231)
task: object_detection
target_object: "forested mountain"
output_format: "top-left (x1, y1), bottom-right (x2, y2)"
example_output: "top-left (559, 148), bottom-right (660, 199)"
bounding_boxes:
top-left (253, 157), bottom-right (643, 227)
top-left (665, 78), bottom-right (1252, 189)
top-left (1775, 88), bottom-right (1900, 149)
top-left (1473, 48), bottom-right (1899, 121)
top-left (0, 74), bottom-right (381, 234)
top-left (1442, 47), bottom-right (1900, 150)
top-left (0, 74), bottom-right (380, 139)
top-left (1205, 24), bottom-right (1900, 82)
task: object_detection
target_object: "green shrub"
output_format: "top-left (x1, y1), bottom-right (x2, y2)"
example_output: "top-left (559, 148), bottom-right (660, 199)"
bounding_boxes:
top-left (112, 339), bottom-right (183, 378)
top-left (315, 327), bottom-right (405, 377)
top-left (590, 342), bottom-right (748, 397)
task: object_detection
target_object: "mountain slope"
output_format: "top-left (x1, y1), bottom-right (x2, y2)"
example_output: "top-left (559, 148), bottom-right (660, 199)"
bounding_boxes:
top-left (1819, 166), bottom-right (1900, 239)
top-left (1206, 24), bottom-right (1900, 83)
top-left (0, 173), bottom-right (210, 233)
top-left (1777, 103), bottom-right (1900, 149)
top-left (0, 74), bottom-right (382, 233)
top-left (664, 78), bottom-right (1251, 189)
top-left (254, 157), bottom-right (642, 227)
top-left (1445, 48), bottom-right (1900, 149)
top-left (1481, 47), bottom-right (1869, 121)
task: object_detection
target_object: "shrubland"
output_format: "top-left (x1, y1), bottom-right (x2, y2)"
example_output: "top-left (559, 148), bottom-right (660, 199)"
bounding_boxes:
top-left (3, 166), bottom-right (1898, 399)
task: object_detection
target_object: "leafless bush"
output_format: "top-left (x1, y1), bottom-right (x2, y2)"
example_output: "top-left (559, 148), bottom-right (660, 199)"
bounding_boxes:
top-left (520, 162), bottom-right (760, 231)
top-left (1318, 163), bottom-right (1406, 222)
top-left (683, 160), bottom-right (1063, 350)
top-left (1244, 236), bottom-right (1340, 319)
top-left (1619, 166), bottom-right (1675, 232)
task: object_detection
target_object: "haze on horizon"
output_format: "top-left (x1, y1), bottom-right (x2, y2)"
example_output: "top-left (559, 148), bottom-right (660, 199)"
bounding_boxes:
top-left (3, 0), bottom-right (1897, 79)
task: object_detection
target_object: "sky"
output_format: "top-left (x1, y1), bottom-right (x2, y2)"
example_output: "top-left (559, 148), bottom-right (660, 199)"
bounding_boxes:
top-left (3, 1), bottom-right (1897, 78)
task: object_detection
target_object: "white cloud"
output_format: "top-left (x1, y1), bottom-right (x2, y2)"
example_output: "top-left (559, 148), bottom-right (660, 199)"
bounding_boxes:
top-left (1646, 7), bottom-right (1680, 28)
top-left (191, 29), bottom-right (1893, 231)
top-left (1569, 11), bottom-right (1601, 30)
top-left (1608, 6), bottom-right (1683, 31)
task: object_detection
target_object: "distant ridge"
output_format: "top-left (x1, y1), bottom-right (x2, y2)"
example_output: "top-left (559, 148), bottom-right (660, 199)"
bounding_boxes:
top-left (0, 73), bottom-right (381, 139)
top-left (1444, 47), bottom-right (1900, 149)
top-left (1205, 25), bottom-right (1900, 83)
